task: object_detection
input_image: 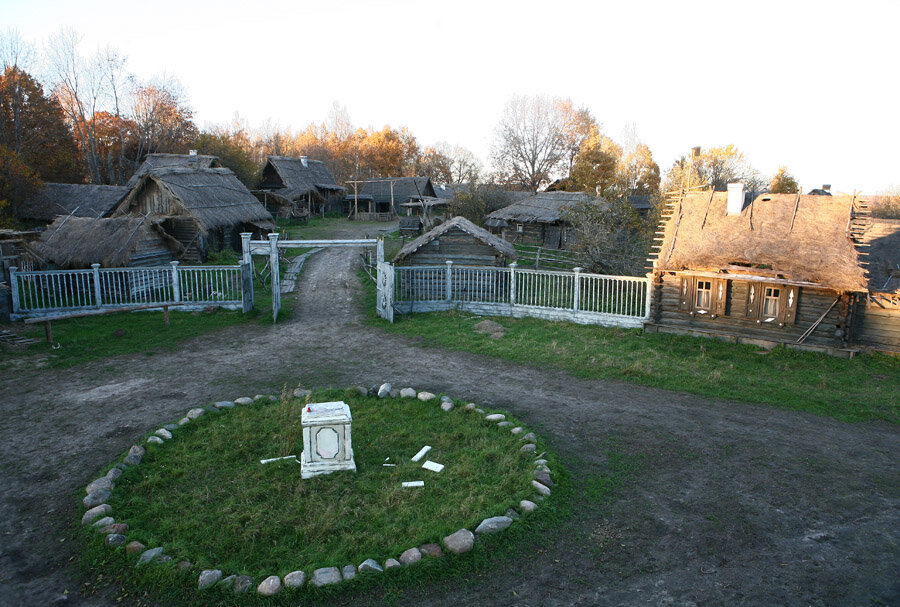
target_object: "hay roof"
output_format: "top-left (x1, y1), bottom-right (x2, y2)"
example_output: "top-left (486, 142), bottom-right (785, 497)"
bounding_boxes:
top-left (18, 183), bottom-right (128, 222)
top-left (127, 153), bottom-right (221, 187)
top-left (486, 191), bottom-right (600, 224)
top-left (360, 177), bottom-right (435, 203)
top-left (861, 218), bottom-right (900, 292)
top-left (118, 167), bottom-right (273, 231)
top-left (655, 191), bottom-right (868, 291)
top-left (394, 215), bottom-right (517, 264)
top-left (261, 156), bottom-right (345, 200)
top-left (29, 216), bottom-right (181, 269)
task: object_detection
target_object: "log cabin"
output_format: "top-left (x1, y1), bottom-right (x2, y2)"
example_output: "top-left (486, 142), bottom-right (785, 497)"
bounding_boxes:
top-left (357, 177), bottom-right (436, 218)
top-left (394, 215), bottom-right (516, 267)
top-left (254, 156), bottom-right (345, 219)
top-left (17, 183), bottom-right (128, 224)
top-left (126, 153), bottom-right (222, 187)
top-left (485, 191), bottom-right (602, 250)
top-left (853, 218), bottom-right (900, 353)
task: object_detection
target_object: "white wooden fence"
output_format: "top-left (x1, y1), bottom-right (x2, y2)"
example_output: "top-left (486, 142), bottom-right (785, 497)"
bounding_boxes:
top-left (391, 262), bottom-right (650, 328)
top-left (9, 262), bottom-right (249, 320)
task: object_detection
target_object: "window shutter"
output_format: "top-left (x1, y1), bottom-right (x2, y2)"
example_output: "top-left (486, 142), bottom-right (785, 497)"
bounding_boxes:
top-left (678, 276), bottom-right (694, 311)
top-left (745, 281), bottom-right (761, 318)
top-left (713, 279), bottom-right (727, 316)
top-left (780, 286), bottom-right (798, 325)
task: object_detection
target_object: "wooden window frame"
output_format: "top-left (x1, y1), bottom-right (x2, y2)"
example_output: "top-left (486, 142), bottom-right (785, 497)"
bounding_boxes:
top-left (745, 281), bottom-right (797, 326)
top-left (678, 275), bottom-right (727, 317)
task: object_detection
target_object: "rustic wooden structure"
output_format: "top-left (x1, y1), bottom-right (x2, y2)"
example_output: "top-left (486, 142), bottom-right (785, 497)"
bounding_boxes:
top-left (254, 156), bottom-right (345, 219)
top-left (646, 187), bottom-right (869, 355)
top-left (126, 153), bottom-right (222, 187)
top-left (28, 216), bottom-right (182, 269)
top-left (17, 183), bottom-right (129, 224)
top-left (357, 177), bottom-right (436, 218)
top-left (112, 167), bottom-right (273, 262)
top-left (485, 191), bottom-right (601, 250)
top-left (394, 216), bottom-right (517, 267)
top-left (853, 218), bottom-right (900, 353)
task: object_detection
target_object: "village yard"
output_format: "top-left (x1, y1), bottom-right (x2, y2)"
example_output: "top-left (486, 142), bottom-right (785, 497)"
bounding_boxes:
top-left (0, 221), bottom-right (898, 606)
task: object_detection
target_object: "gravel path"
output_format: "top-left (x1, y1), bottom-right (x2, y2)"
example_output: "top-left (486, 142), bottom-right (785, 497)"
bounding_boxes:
top-left (1, 243), bottom-right (898, 607)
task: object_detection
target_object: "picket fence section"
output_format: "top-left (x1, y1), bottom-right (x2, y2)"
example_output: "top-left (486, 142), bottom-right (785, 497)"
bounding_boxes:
top-left (392, 262), bottom-right (650, 328)
top-left (9, 261), bottom-right (246, 320)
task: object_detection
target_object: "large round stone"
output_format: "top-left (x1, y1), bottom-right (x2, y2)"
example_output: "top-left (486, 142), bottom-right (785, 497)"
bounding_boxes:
top-left (475, 516), bottom-right (513, 534)
top-left (257, 575), bottom-right (281, 595)
top-left (310, 566), bottom-right (341, 587)
top-left (443, 529), bottom-right (475, 554)
top-left (198, 569), bottom-right (222, 589)
top-left (283, 570), bottom-right (306, 588)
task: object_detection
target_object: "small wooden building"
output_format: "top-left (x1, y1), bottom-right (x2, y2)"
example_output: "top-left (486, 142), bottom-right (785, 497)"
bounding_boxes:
top-left (485, 191), bottom-right (600, 249)
top-left (18, 183), bottom-right (129, 224)
top-left (112, 167), bottom-right (273, 262)
top-left (646, 187), bottom-right (869, 355)
top-left (357, 177), bottom-right (436, 218)
top-left (126, 153), bottom-right (222, 188)
top-left (394, 216), bottom-right (516, 267)
top-left (853, 218), bottom-right (900, 353)
top-left (28, 216), bottom-right (182, 269)
top-left (254, 156), bottom-right (346, 219)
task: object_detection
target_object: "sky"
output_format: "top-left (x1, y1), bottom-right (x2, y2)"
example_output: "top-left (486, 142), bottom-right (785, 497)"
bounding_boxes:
top-left (3, 0), bottom-right (898, 193)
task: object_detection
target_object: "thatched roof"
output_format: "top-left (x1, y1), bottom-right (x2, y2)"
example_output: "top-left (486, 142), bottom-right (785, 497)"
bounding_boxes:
top-left (29, 216), bottom-right (181, 269)
top-left (486, 191), bottom-right (600, 224)
top-left (394, 216), bottom-right (517, 264)
top-left (127, 153), bottom-right (221, 187)
top-left (655, 191), bottom-right (868, 291)
top-left (118, 167), bottom-right (273, 232)
top-left (360, 177), bottom-right (435, 203)
top-left (19, 183), bottom-right (128, 222)
top-left (861, 218), bottom-right (900, 292)
top-left (260, 156), bottom-right (345, 201)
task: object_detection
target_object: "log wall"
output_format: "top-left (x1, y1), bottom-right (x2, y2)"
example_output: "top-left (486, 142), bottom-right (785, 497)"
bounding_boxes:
top-left (854, 296), bottom-right (900, 352)
top-left (402, 227), bottom-right (510, 267)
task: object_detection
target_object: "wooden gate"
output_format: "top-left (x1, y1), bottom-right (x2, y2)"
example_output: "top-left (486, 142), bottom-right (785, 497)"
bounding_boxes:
top-left (376, 261), bottom-right (394, 323)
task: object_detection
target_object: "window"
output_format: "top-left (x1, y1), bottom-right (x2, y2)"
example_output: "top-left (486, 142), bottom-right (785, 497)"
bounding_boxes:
top-left (695, 280), bottom-right (712, 310)
top-left (763, 287), bottom-right (780, 317)
top-left (745, 282), bottom-right (797, 325)
top-left (678, 276), bottom-right (727, 316)
top-left (516, 223), bottom-right (524, 233)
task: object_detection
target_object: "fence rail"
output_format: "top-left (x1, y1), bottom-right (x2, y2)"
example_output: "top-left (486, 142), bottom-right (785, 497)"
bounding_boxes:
top-left (393, 262), bottom-right (649, 328)
top-left (9, 262), bottom-right (245, 320)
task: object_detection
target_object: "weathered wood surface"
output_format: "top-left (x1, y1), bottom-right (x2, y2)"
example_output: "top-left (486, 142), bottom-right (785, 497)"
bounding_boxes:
top-left (854, 299), bottom-right (900, 350)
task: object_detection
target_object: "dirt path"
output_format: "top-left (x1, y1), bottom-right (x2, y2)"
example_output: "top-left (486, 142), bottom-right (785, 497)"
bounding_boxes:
top-left (1, 243), bottom-right (898, 607)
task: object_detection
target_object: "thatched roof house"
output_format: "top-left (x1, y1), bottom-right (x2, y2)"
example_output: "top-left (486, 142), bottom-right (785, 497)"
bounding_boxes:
top-left (394, 216), bottom-right (516, 267)
top-left (127, 153), bottom-right (221, 187)
top-left (113, 167), bottom-right (273, 261)
top-left (256, 156), bottom-right (346, 218)
top-left (646, 187), bottom-right (869, 354)
top-left (485, 191), bottom-right (601, 249)
top-left (28, 216), bottom-right (181, 269)
top-left (18, 183), bottom-right (128, 223)
top-left (359, 177), bottom-right (436, 216)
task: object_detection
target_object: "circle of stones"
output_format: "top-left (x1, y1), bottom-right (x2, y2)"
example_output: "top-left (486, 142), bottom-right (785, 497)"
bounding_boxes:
top-left (80, 383), bottom-right (556, 596)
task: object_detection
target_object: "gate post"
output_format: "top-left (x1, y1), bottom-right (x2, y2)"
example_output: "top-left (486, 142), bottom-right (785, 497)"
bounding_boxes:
top-left (377, 237), bottom-right (384, 263)
top-left (92, 263), bottom-right (102, 307)
top-left (573, 267), bottom-right (582, 312)
top-left (241, 262), bottom-right (254, 313)
top-left (445, 260), bottom-right (453, 302)
top-left (170, 261), bottom-right (181, 303)
top-left (509, 262), bottom-right (517, 307)
top-left (269, 232), bottom-right (281, 323)
top-left (9, 266), bottom-right (20, 315)
top-left (240, 232), bottom-right (252, 266)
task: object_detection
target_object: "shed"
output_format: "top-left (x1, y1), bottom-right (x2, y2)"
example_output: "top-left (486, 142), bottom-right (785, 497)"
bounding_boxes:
top-left (28, 216), bottom-right (182, 269)
top-left (646, 187), bottom-right (869, 354)
top-left (255, 156), bottom-right (346, 219)
top-left (853, 218), bottom-right (900, 352)
top-left (112, 167), bottom-right (273, 262)
top-left (18, 183), bottom-right (129, 223)
top-left (127, 153), bottom-right (222, 188)
top-left (394, 216), bottom-right (516, 267)
top-left (358, 177), bottom-right (436, 217)
top-left (485, 191), bottom-right (600, 249)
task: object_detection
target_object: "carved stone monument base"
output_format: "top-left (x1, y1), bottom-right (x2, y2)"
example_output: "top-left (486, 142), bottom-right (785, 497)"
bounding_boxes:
top-left (300, 401), bottom-right (356, 479)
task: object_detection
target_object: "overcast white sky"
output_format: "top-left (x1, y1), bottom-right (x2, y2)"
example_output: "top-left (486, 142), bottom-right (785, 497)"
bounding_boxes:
top-left (4, 0), bottom-right (898, 193)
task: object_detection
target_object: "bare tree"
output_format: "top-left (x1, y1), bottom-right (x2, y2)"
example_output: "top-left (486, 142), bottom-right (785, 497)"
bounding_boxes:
top-left (130, 75), bottom-right (196, 162)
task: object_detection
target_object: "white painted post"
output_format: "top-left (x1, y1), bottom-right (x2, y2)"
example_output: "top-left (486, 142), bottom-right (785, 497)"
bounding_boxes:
top-left (573, 267), bottom-right (582, 312)
top-left (643, 274), bottom-right (652, 319)
top-left (240, 232), bottom-right (252, 266)
top-left (269, 232), bottom-right (281, 322)
top-left (377, 237), bottom-right (384, 263)
top-left (509, 262), bottom-right (517, 306)
top-left (8, 266), bottom-right (20, 314)
top-left (445, 260), bottom-right (453, 302)
top-left (91, 263), bottom-right (102, 307)
top-left (170, 261), bottom-right (181, 303)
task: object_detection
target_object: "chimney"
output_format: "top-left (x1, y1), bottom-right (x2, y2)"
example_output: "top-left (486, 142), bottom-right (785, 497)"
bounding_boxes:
top-left (300, 156), bottom-right (308, 168)
top-left (726, 182), bottom-right (744, 216)
top-left (188, 149), bottom-right (198, 156)
top-left (822, 184), bottom-right (831, 191)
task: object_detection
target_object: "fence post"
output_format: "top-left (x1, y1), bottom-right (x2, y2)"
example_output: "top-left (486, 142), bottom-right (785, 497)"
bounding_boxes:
top-left (573, 267), bottom-right (582, 312)
top-left (445, 260), bottom-right (453, 302)
top-left (269, 232), bottom-right (281, 323)
top-left (377, 237), bottom-right (384, 263)
top-left (240, 232), bottom-right (252, 266)
top-left (9, 266), bottom-right (19, 314)
top-left (643, 274), bottom-right (652, 319)
top-left (509, 262), bottom-right (517, 307)
top-left (535, 247), bottom-right (542, 269)
top-left (170, 261), bottom-right (181, 303)
top-left (241, 261), bottom-right (253, 313)
top-left (91, 263), bottom-right (102, 307)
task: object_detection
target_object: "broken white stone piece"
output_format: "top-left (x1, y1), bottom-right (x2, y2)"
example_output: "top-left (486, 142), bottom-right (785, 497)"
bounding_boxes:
top-left (402, 481), bottom-right (425, 488)
top-left (411, 446), bottom-right (432, 462)
top-left (260, 455), bottom-right (298, 464)
top-left (422, 460), bottom-right (444, 473)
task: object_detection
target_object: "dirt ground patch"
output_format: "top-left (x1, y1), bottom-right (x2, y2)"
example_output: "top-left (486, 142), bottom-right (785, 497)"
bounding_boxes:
top-left (1, 241), bottom-right (898, 606)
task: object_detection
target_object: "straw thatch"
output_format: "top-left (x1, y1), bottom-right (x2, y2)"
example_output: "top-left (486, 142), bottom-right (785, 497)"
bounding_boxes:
top-left (486, 191), bottom-right (600, 224)
top-left (360, 177), bottom-right (436, 205)
top-left (259, 156), bottom-right (345, 201)
top-left (29, 216), bottom-right (182, 269)
top-left (655, 191), bottom-right (868, 291)
top-left (115, 167), bottom-right (273, 232)
top-left (127, 153), bottom-right (221, 187)
top-left (18, 183), bottom-right (128, 222)
top-left (861, 218), bottom-right (900, 292)
top-left (394, 215), bottom-right (517, 265)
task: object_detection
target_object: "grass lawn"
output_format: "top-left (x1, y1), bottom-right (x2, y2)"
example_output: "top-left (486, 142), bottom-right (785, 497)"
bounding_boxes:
top-left (361, 273), bottom-right (900, 424)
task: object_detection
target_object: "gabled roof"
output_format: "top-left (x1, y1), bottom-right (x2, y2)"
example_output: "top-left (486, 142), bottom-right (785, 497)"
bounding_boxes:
top-left (654, 191), bottom-right (868, 292)
top-left (393, 216), bottom-right (517, 264)
top-left (117, 167), bottom-right (273, 232)
top-left (18, 183), bottom-right (128, 222)
top-left (29, 216), bottom-right (181, 269)
top-left (486, 191), bottom-right (601, 224)
top-left (360, 177), bottom-right (435, 203)
top-left (127, 153), bottom-right (221, 187)
top-left (261, 156), bottom-right (345, 200)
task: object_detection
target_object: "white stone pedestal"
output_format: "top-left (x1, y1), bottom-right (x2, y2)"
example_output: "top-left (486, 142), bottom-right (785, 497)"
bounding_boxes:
top-left (300, 401), bottom-right (356, 479)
